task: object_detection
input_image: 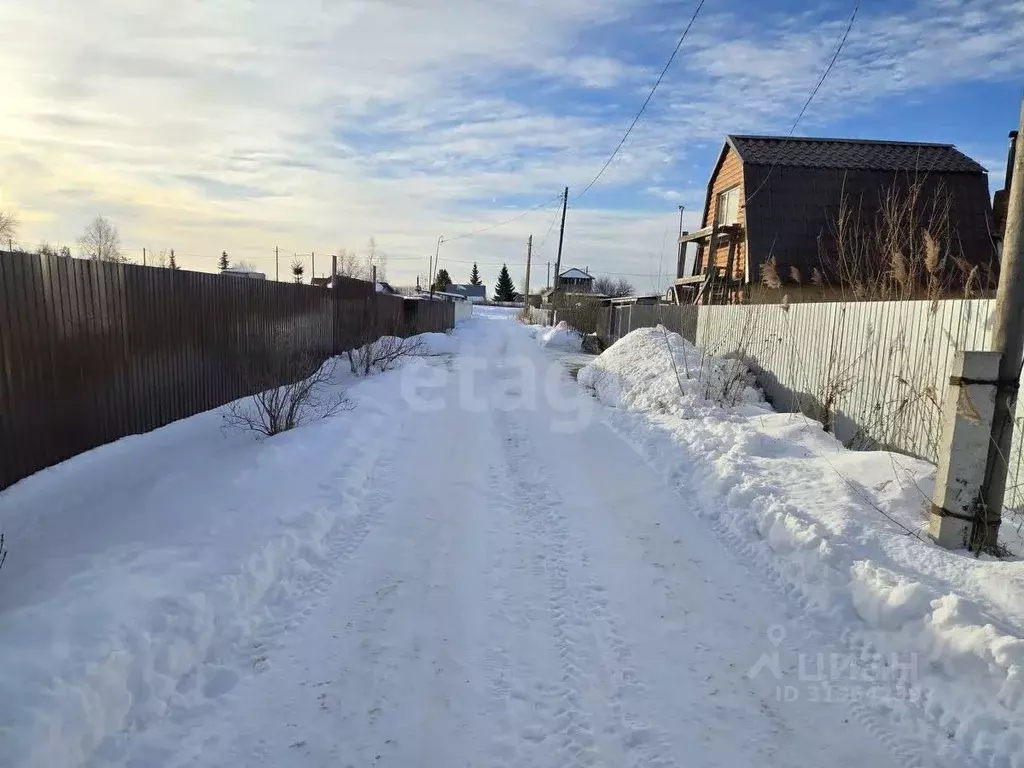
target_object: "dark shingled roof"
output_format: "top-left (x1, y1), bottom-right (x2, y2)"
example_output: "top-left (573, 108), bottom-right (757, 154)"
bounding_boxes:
top-left (727, 135), bottom-right (986, 174)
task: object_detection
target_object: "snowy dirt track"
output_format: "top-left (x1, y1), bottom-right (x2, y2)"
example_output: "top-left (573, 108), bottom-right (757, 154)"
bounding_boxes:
top-left (0, 308), bottom-right (974, 767)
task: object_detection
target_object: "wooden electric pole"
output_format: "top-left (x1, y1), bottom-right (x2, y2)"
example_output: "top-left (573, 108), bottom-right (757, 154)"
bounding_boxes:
top-left (430, 235), bottom-right (443, 298)
top-left (524, 235), bottom-right (533, 310)
top-left (553, 186), bottom-right (568, 295)
top-left (547, 261), bottom-right (551, 288)
top-left (981, 98), bottom-right (1024, 548)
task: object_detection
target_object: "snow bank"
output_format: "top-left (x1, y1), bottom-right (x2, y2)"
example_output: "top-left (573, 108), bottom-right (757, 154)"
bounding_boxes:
top-left (0, 360), bottom-right (417, 768)
top-left (578, 325), bottom-right (762, 411)
top-left (581, 326), bottom-right (1024, 768)
top-left (537, 321), bottom-right (583, 352)
top-left (410, 331), bottom-right (459, 356)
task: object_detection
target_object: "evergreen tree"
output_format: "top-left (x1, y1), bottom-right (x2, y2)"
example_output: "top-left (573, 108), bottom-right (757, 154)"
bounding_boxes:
top-left (219, 250), bottom-right (229, 271)
top-left (469, 262), bottom-right (482, 286)
top-left (291, 257), bottom-right (305, 284)
top-left (168, 249), bottom-right (179, 270)
top-left (494, 264), bottom-right (516, 302)
top-left (431, 268), bottom-right (452, 292)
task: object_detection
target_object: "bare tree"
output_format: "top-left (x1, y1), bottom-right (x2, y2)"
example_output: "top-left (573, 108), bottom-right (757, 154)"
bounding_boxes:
top-left (0, 210), bottom-right (18, 247)
top-left (366, 237), bottom-right (387, 282)
top-left (223, 337), bottom-right (351, 437)
top-left (335, 238), bottom-right (387, 282)
top-left (336, 247), bottom-right (364, 279)
top-left (593, 276), bottom-right (634, 297)
top-left (77, 215), bottom-right (123, 262)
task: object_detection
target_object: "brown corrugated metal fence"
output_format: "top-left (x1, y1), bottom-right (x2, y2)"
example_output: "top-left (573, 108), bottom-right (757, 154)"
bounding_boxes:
top-left (0, 251), bottom-right (454, 490)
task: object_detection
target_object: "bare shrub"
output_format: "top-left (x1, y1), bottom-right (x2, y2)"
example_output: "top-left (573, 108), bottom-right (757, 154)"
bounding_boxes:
top-left (224, 341), bottom-right (351, 437)
top-left (348, 335), bottom-right (425, 377)
top-left (552, 295), bottom-right (605, 336)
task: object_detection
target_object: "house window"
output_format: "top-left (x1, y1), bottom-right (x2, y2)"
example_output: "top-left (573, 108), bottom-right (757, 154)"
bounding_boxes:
top-left (715, 186), bottom-right (739, 226)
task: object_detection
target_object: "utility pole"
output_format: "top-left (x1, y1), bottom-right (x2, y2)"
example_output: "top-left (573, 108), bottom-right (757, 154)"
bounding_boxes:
top-left (430, 235), bottom-right (443, 298)
top-left (331, 254), bottom-right (338, 290)
top-left (275, 246), bottom-right (280, 282)
top-left (372, 264), bottom-right (377, 284)
top-left (553, 186), bottom-right (568, 296)
top-left (311, 252), bottom-right (315, 282)
top-left (524, 235), bottom-right (533, 310)
top-left (677, 205), bottom-right (686, 278)
top-left (981, 98), bottom-right (1024, 549)
top-left (143, 247), bottom-right (147, 267)
top-left (547, 261), bottom-right (551, 289)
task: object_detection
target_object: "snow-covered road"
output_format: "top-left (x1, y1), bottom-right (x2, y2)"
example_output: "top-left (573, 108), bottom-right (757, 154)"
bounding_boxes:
top-left (0, 308), bottom-right (978, 767)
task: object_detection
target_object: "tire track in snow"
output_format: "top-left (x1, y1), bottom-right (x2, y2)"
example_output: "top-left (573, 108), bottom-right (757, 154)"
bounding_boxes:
top-left (492, 345), bottom-right (677, 768)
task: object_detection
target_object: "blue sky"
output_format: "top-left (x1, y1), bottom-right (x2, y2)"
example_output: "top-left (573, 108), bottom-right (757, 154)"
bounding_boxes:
top-left (1, 0), bottom-right (1023, 291)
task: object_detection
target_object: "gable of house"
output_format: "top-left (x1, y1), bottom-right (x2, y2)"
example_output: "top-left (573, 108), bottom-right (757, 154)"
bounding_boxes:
top-left (699, 143), bottom-right (746, 280)
top-left (558, 268), bottom-right (593, 281)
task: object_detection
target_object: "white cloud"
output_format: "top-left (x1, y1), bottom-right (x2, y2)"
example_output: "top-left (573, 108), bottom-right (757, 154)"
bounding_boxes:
top-left (0, 0), bottom-right (1021, 286)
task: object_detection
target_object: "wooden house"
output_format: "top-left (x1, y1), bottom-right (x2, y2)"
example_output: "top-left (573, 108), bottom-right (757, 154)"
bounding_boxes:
top-left (672, 135), bottom-right (997, 304)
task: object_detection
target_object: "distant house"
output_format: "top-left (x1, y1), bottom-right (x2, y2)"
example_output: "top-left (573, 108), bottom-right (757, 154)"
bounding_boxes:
top-left (446, 283), bottom-right (487, 303)
top-left (222, 266), bottom-right (266, 279)
top-left (555, 267), bottom-right (594, 292)
top-left (540, 268), bottom-right (598, 306)
top-left (673, 134), bottom-right (997, 304)
top-left (310, 276), bottom-right (332, 288)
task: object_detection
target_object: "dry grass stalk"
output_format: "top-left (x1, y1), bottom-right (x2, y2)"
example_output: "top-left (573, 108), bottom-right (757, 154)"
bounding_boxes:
top-left (821, 176), bottom-right (989, 302)
top-left (965, 266), bottom-right (981, 298)
top-left (789, 266), bottom-right (802, 284)
top-left (761, 256), bottom-right (782, 289)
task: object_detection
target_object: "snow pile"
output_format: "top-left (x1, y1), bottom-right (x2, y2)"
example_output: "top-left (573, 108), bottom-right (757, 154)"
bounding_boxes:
top-left (0, 357), bottom-right (416, 767)
top-left (537, 321), bottom-right (582, 352)
top-left (411, 331), bottom-right (459, 356)
top-left (582, 326), bottom-right (1024, 768)
top-left (578, 325), bottom-right (762, 411)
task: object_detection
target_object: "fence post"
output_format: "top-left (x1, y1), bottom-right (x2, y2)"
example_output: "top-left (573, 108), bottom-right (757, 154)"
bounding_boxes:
top-left (929, 351), bottom-right (1002, 549)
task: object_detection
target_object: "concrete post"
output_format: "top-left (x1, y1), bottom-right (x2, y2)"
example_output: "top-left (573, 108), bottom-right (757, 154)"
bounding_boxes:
top-left (929, 351), bottom-right (1002, 549)
top-left (981, 100), bottom-right (1024, 548)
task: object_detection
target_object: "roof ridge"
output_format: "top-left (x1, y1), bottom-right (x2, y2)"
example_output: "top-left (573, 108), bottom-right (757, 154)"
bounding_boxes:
top-left (728, 134), bottom-right (956, 149)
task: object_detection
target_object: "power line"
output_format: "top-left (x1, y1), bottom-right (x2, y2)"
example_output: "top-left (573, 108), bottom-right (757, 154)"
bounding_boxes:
top-left (536, 200), bottom-right (565, 252)
top-left (744, 0), bottom-right (861, 205)
top-left (574, 0), bottom-right (709, 202)
top-left (442, 193), bottom-right (562, 243)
